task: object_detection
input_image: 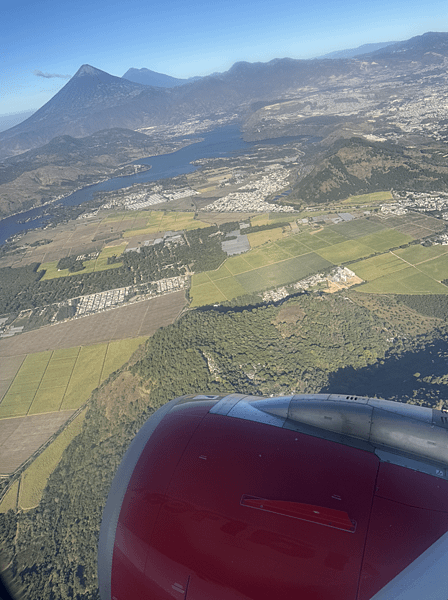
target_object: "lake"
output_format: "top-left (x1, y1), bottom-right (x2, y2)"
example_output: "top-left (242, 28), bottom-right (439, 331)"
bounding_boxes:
top-left (0, 125), bottom-right (311, 245)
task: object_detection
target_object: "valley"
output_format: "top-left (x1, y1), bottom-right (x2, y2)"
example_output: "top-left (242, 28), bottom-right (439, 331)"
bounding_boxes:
top-left (2, 31), bottom-right (448, 600)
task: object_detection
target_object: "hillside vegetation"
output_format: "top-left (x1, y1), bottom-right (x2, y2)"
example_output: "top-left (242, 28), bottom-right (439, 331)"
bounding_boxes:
top-left (288, 137), bottom-right (448, 205)
top-left (1, 292), bottom-right (448, 598)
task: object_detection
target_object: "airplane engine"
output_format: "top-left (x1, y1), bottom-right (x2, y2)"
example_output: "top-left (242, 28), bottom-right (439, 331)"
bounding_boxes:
top-left (98, 393), bottom-right (448, 599)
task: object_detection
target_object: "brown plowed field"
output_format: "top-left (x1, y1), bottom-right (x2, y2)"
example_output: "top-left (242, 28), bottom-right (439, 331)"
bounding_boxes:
top-left (0, 410), bottom-right (75, 474)
top-left (0, 292), bottom-right (186, 357)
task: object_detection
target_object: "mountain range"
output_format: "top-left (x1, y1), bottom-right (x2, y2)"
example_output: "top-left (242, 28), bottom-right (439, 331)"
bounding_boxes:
top-left (122, 67), bottom-right (201, 87)
top-left (1, 32), bottom-right (448, 162)
top-left (319, 40), bottom-right (398, 59)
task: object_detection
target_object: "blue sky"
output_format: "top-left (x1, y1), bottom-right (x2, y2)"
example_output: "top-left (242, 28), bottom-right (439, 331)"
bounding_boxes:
top-left (1, 0), bottom-right (447, 115)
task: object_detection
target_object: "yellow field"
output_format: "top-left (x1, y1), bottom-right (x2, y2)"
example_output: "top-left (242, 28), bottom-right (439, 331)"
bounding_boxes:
top-left (39, 244), bottom-right (126, 280)
top-left (0, 479), bottom-right (19, 513)
top-left (250, 214), bottom-right (296, 227)
top-left (248, 227), bottom-right (285, 248)
top-left (0, 337), bottom-right (147, 419)
top-left (122, 211), bottom-right (210, 238)
top-left (190, 281), bottom-right (227, 306)
top-left (18, 408), bottom-right (87, 510)
top-left (342, 191), bottom-right (393, 205)
top-left (100, 337), bottom-right (146, 381)
top-left (93, 244), bottom-right (127, 271)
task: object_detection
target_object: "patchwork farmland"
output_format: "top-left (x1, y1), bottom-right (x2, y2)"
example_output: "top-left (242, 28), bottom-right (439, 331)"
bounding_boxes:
top-left (190, 215), bottom-right (448, 306)
top-left (0, 292), bottom-right (187, 477)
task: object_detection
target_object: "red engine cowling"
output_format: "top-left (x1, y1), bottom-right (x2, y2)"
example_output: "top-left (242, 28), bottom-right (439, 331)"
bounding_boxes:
top-left (98, 394), bottom-right (448, 599)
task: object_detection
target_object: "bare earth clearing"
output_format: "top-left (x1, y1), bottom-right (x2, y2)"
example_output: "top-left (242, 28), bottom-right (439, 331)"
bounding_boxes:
top-left (0, 411), bottom-right (75, 474)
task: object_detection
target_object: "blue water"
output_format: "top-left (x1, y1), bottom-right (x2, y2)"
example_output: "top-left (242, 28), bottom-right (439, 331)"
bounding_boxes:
top-left (0, 125), bottom-right (310, 245)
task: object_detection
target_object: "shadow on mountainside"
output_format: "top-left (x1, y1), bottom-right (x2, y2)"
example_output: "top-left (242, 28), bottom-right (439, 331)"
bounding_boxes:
top-left (320, 336), bottom-right (448, 408)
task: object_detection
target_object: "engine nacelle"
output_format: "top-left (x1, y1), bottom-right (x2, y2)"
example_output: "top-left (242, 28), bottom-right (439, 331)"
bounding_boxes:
top-left (98, 394), bottom-right (448, 599)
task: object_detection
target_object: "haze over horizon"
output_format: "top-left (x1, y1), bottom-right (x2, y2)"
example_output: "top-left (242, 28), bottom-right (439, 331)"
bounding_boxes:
top-left (3, 0), bottom-right (448, 116)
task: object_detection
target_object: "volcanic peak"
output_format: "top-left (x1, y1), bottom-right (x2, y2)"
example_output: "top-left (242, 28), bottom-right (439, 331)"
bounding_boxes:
top-left (75, 64), bottom-right (106, 77)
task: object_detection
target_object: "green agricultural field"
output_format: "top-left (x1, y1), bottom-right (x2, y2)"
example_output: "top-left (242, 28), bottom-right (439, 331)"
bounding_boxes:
top-left (38, 261), bottom-right (68, 280)
top-left (353, 247), bottom-right (448, 289)
top-left (16, 351), bottom-right (52, 380)
top-left (6, 381), bottom-right (41, 395)
top-left (243, 250), bottom-right (272, 269)
top-left (417, 255), bottom-right (448, 281)
top-left (0, 351), bottom-right (52, 417)
top-left (207, 263), bottom-right (233, 281)
top-left (342, 191), bottom-right (393, 205)
top-left (188, 217), bottom-right (446, 307)
top-left (40, 358), bottom-right (77, 387)
top-left (214, 277), bottom-right (248, 300)
top-left (51, 347), bottom-right (80, 359)
top-left (283, 253), bottom-right (333, 280)
top-left (297, 232), bottom-right (331, 251)
top-left (234, 266), bottom-right (281, 294)
top-left (250, 214), bottom-right (270, 227)
top-left (225, 255), bottom-right (253, 275)
top-left (236, 253), bottom-right (332, 294)
top-left (60, 343), bottom-right (107, 411)
top-left (352, 253), bottom-right (409, 281)
top-left (167, 212), bottom-right (210, 231)
top-left (248, 227), bottom-right (285, 248)
top-left (29, 387), bottom-right (66, 414)
top-left (357, 265), bottom-right (448, 294)
top-left (357, 269), bottom-right (416, 294)
top-left (357, 230), bottom-right (413, 253)
top-left (399, 270), bottom-right (448, 293)
top-left (191, 271), bottom-right (212, 286)
top-left (190, 282), bottom-right (227, 307)
top-left (0, 338), bottom-right (147, 419)
top-left (317, 240), bottom-right (373, 264)
top-left (329, 219), bottom-right (385, 239)
top-left (100, 337), bottom-right (147, 382)
top-left (394, 245), bottom-right (448, 265)
top-left (0, 398), bottom-right (33, 418)
top-left (18, 408), bottom-right (87, 509)
top-left (274, 237), bottom-right (310, 257)
top-left (98, 244), bottom-right (127, 258)
top-left (259, 244), bottom-right (292, 263)
top-left (313, 229), bottom-right (348, 245)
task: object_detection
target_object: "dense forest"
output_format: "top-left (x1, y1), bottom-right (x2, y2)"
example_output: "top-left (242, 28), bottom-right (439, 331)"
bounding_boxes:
top-left (397, 294), bottom-right (448, 321)
top-left (1, 292), bottom-right (448, 599)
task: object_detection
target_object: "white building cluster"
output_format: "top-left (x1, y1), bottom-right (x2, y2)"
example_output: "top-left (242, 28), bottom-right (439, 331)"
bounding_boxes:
top-left (201, 167), bottom-right (296, 213)
top-left (72, 276), bottom-right (188, 318)
top-left (74, 287), bottom-right (132, 316)
top-left (383, 191), bottom-right (448, 217)
top-left (99, 187), bottom-right (198, 211)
